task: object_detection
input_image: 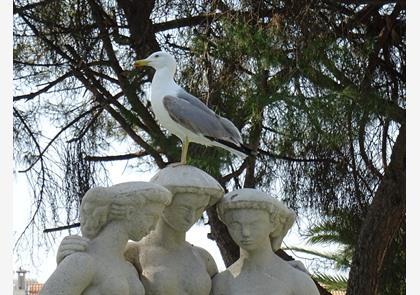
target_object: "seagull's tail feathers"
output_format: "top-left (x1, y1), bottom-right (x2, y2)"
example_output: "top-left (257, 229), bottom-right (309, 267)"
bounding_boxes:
top-left (205, 136), bottom-right (257, 158)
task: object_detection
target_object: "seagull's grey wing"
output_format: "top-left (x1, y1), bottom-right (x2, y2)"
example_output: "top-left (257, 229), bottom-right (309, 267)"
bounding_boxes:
top-left (176, 88), bottom-right (215, 116)
top-left (163, 95), bottom-right (240, 143)
top-left (218, 117), bottom-right (242, 145)
top-left (176, 89), bottom-right (243, 144)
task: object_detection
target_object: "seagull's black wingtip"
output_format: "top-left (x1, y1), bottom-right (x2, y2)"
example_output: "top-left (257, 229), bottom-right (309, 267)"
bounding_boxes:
top-left (205, 136), bottom-right (257, 157)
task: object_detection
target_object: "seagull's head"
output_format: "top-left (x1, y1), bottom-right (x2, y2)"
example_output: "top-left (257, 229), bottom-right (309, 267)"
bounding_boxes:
top-left (134, 51), bottom-right (177, 75)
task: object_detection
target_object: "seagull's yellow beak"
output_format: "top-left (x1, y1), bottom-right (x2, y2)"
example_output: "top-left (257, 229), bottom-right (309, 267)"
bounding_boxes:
top-left (133, 59), bottom-right (150, 68)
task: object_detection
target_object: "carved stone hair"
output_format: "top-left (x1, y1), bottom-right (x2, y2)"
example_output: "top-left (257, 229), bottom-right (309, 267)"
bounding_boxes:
top-left (80, 182), bottom-right (172, 239)
top-left (217, 189), bottom-right (296, 251)
top-left (150, 164), bottom-right (224, 208)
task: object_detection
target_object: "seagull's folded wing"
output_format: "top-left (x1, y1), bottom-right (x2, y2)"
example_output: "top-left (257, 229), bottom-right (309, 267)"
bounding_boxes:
top-left (163, 95), bottom-right (240, 144)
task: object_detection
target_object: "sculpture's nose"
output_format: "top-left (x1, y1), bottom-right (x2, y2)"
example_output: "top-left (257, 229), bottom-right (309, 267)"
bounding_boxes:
top-left (241, 226), bottom-right (251, 238)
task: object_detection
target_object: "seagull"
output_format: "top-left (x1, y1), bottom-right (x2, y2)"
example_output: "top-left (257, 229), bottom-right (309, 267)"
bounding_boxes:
top-left (133, 51), bottom-right (253, 164)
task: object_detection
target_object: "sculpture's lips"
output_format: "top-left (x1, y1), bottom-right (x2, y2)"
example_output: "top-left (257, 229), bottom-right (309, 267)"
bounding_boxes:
top-left (240, 240), bottom-right (253, 245)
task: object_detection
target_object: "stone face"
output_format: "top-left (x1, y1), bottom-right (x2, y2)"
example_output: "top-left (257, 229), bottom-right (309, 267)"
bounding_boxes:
top-left (40, 181), bottom-right (171, 295)
top-left (213, 188), bottom-right (320, 295)
top-left (218, 188), bottom-right (296, 251)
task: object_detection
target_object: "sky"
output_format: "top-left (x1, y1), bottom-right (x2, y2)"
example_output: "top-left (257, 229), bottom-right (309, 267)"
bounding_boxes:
top-left (2, 1), bottom-right (13, 294)
top-left (2, 1), bottom-right (420, 294)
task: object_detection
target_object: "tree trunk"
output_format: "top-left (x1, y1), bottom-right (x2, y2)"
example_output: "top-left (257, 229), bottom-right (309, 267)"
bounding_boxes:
top-left (346, 124), bottom-right (405, 294)
top-left (117, 0), bottom-right (160, 57)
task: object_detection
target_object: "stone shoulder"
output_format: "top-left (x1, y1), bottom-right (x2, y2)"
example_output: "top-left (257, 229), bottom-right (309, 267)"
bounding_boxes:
top-left (40, 252), bottom-right (95, 295)
top-left (285, 263), bottom-right (319, 295)
top-left (191, 244), bottom-right (218, 277)
top-left (211, 268), bottom-right (232, 295)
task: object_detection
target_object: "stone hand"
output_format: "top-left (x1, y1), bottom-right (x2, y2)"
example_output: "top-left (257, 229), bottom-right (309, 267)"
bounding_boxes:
top-left (109, 200), bottom-right (132, 220)
top-left (56, 235), bottom-right (89, 265)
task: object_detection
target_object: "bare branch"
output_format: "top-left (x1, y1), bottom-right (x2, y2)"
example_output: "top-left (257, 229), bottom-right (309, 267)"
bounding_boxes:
top-left (381, 119), bottom-right (390, 170)
top-left (347, 110), bottom-right (367, 212)
top-left (67, 108), bottom-right (104, 143)
top-left (13, 107), bottom-right (47, 248)
top-left (67, 63), bottom-right (167, 167)
top-left (358, 114), bottom-right (384, 179)
top-left (43, 223), bottom-right (80, 233)
top-left (87, 0), bottom-right (166, 142)
top-left (257, 148), bottom-right (337, 163)
top-left (13, 71), bottom-right (74, 102)
top-left (221, 160), bottom-right (248, 183)
top-left (19, 105), bottom-right (102, 173)
top-left (13, 0), bottom-right (60, 15)
top-left (85, 151), bottom-right (149, 162)
top-left (152, 8), bottom-right (289, 32)
top-left (153, 13), bottom-right (218, 32)
top-left (13, 59), bottom-right (65, 67)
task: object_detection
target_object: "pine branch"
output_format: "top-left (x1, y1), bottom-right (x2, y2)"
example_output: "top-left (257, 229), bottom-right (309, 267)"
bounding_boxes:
top-left (18, 105), bottom-right (102, 173)
top-left (257, 148), bottom-right (337, 163)
top-left (13, 71), bottom-right (74, 102)
top-left (84, 151), bottom-right (149, 162)
top-left (13, 107), bottom-right (47, 249)
top-left (43, 223), bottom-right (80, 233)
top-left (285, 246), bottom-right (339, 262)
top-left (13, 0), bottom-right (60, 15)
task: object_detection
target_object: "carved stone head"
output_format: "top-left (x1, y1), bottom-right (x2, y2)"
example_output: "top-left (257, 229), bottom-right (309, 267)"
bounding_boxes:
top-left (150, 164), bottom-right (224, 232)
top-left (217, 188), bottom-right (296, 251)
top-left (80, 181), bottom-right (172, 240)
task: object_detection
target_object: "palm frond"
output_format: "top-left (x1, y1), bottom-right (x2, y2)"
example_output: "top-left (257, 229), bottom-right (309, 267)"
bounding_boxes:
top-left (313, 272), bottom-right (348, 291)
top-left (285, 246), bottom-right (352, 269)
top-left (285, 246), bottom-right (337, 261)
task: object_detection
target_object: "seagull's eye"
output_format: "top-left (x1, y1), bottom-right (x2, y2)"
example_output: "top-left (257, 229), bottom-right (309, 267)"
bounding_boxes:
top-left (155, 54), bottom-right (160, 58)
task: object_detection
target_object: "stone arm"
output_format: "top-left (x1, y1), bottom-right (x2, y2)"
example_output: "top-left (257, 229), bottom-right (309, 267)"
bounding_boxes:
top-left (40, 253), bottom-right (95, 295)
top-left (292, 269), bottom-right (320, 295)
top-left (288, 260), bottom-right (311, 275)
top-left (56, 235), bottom-right (90, 265)
top-left (124, 241), bottom-right (142, 278)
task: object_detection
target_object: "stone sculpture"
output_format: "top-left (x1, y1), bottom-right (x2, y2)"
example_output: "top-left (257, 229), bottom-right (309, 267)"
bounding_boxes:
top-left (40, 181), bottom-right (172, 295)
top-left (125, 164), bottom-right (224, 295)
top-left (211, 188), bottom-right (320, 295)
top-left (55, 164), bottom-right (224, 295)
top-left (53, 167), bottom-right (318, 295)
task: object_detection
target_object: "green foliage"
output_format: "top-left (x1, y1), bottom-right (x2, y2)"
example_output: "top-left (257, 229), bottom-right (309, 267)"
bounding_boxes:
top-left (313, 272), bottom-right (348, 291)
top-left (290, 207), bottom-right (405, 294)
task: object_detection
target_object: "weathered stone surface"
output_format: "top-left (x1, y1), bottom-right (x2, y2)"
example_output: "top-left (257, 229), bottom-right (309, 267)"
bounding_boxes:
top-left (40, 181), bottom-right (171, 295)
top-left (48, 167), bottom-right (318, 295)
top-left (212, 188), bottom-right (320, 295)
top-left (126, 164), bottom-right (224, 295)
